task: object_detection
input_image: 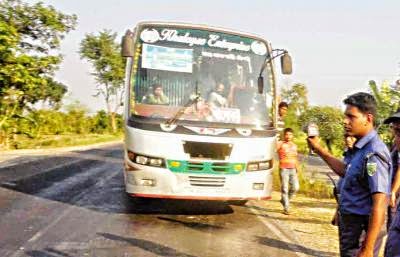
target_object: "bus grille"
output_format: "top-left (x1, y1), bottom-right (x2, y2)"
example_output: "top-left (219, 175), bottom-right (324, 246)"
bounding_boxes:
top-left (187, 162), bottom-right (230, 173)
top-left (167, 160), bottom-right (244, 174)
top-left (189, 176), bottom-right (225, 187)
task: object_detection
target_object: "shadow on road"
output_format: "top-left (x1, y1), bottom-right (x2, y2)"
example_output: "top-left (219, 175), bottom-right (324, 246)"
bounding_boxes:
top-left (0, 147), bottom-right (234, 216)
top-left (256, 236), bottom-right (337, 257)
top-left (121, 196), bottom-right (234, 215)
top-left (98, 232), bottom-right (197, 257)
top-left (157, 216), bottom-right (225, 231)
top-left (25, 248), bottom-right (75, 257)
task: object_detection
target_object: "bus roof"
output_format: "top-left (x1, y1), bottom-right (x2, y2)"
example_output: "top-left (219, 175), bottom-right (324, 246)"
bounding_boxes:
top-left (133, 21), bottom-right (270, 45)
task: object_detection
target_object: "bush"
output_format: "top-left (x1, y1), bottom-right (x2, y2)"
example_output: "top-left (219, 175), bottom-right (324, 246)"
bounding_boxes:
top-left (3, 106), bottom-right (123, 149)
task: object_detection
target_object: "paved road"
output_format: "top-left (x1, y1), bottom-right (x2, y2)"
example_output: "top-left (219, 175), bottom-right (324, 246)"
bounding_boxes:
top-left (300, 155), bottom-right (338, 184)
top-left (0, 144), bottom-right (335, 257)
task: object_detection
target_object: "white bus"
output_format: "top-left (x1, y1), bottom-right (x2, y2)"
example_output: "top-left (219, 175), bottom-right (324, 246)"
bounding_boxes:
top-left (121, 22), bottom-right (292, 202)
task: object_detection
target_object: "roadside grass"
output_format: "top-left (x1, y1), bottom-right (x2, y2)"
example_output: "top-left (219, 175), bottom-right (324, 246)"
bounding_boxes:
top-left (9, 133), bottom-right (122, 150)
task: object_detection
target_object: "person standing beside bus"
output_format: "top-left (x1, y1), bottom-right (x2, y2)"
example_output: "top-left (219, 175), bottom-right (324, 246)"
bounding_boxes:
top-left (277, 101), bottom-right (288, 133)
top-left (307, 92), bottom-right (391, 257)
top-left (277, 127), bottom-right (300, 215)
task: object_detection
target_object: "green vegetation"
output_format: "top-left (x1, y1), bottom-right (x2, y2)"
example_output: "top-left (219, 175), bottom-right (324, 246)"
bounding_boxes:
top-left (79, 30), bottom-right (125, 133)
top-left (0, 1), bottom-right (124, 150)
top-left (299, 106), bottom-right (344, 153)
top-left (281, 83), bottom-right (345, 157)
top-left (11, 133), bottom-right (121, 150)
top-left (0, 0), bottom-right (77, 148)
top-left (369, 80), bottom-right (400, 145)
top-left (5, 102), bottom-right (123, 150)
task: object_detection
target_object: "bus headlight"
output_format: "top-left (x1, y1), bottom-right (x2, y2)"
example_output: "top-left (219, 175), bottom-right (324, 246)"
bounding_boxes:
top-left (247, 160), bottom-right (273, 171)
top-left (149, 158), bottom-right (163, 167)
top-left (247, 163), bottom-right (259, 171)
top-left (258, 161), bottom-right (271, 170)
top-left (136, 155), bottom-right (148, 165)
top-left (127, 151), bottom-right (166, 168)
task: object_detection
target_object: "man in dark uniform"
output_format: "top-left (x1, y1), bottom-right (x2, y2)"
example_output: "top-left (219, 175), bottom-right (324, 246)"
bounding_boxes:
top-left (384, 109), bottom-right (400, 257)
top-left (383, 108), bottom-right (400, 228)
top-left (308, 92), bottom-right (391, 257)
top-left (385, 137), bottom-right (400, 257)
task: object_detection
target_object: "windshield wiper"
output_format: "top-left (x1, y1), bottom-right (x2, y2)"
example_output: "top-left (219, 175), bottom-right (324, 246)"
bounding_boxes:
top-left (164, 82), bottom-right (201, 126)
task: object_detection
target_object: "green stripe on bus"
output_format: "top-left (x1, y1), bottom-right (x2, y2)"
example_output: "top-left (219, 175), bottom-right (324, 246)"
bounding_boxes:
top-left (166, 160), bottom-right (245, 174)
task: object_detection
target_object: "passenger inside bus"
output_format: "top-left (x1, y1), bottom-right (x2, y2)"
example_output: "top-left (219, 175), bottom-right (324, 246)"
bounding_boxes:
top-left (142, 83), bottom-right (169, 105)
top-left (207, 82), bottom-right (228, 108)
top-left (227, 81), bottom-right (254, 112)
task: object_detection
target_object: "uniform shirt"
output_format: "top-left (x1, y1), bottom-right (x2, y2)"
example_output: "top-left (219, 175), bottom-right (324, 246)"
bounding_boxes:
top-left (337, 149), bottom-right (354, 194)
top-left (339, 130), bottom-right (391, 215)
top-left (385, 207), bottom-right (400, 256)
top-left (390, 148), bottom-right (400, 184)
top-left (343, 148), bottom-right (354, 166)
top-left (277, 141), bottom-right (298, 169)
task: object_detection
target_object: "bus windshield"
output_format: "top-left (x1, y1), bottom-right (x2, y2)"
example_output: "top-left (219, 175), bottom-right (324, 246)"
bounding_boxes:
top-left (130, 25), bottom-right (274, 128)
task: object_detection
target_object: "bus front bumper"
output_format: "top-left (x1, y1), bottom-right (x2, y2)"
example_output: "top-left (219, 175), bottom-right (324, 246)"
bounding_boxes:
top-left (124, 164), bottom-right (272, 200)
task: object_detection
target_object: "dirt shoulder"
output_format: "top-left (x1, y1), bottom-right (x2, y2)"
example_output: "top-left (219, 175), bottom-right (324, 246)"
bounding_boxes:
top-left (256, 191), bottom-right (387, 257)
top-left (256, 191), bottom-right (340, 257)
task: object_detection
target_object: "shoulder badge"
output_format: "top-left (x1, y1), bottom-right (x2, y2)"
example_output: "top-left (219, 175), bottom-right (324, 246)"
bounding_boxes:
top-left (366, 161), bottom-right (377, 176)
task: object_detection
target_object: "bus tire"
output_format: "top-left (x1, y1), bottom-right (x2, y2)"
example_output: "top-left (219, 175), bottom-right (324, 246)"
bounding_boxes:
top-left (228, 200), bottom-right (248, 206)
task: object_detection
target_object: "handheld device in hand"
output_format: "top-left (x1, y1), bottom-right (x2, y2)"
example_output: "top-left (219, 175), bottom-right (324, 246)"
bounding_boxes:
top-left (307, 123), bottom-right (319, 155)
top-left (307, 123), bottom-right (319, 138)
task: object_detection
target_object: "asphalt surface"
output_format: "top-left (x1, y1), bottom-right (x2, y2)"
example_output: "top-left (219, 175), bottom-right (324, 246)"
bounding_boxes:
top-left (0, 143), bottom-right (333, 257)
top-left (300, 155), bottom-right (338, 184)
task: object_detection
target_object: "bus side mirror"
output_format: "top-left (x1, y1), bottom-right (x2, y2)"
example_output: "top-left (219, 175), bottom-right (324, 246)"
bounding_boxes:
top-left (281, 52), bottom-right (292, 75)
top-left (258, 76), bottom-right (264, 94)
top-left (121, 30), bottom-right (134, 57)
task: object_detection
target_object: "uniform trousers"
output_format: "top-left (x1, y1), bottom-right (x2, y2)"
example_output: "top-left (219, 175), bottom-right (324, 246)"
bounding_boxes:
top-left (339, 213), bottom-right (386, 257)
top-left (385, 205), bottom-right (400, 257)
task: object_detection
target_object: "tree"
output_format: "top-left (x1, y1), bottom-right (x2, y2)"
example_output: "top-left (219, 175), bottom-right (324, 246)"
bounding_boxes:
top-left (79, 30), bottom-right (125, 133)
top-left (281, 83), bottom-right (309, 115)
top-left (299, 106), bottom-right (344, 152)
top-left (279, 83), bottom-right (309, 134)
top-left (369, 79), bottom-right (400, 144)
top-left (0, 0), bottom-right (76, 148)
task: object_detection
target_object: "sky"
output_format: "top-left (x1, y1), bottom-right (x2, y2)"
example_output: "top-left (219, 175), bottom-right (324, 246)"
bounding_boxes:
top-left (30, 0), bottom-right (400, 112)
